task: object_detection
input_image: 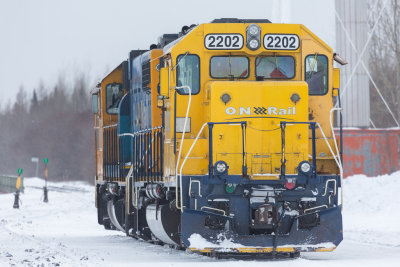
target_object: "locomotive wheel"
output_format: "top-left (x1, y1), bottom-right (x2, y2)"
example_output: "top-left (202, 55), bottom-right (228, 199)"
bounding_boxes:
top-left (103, 217), bottom-right (115, 230)
top-left (290, 252), bottom-right (300, 258)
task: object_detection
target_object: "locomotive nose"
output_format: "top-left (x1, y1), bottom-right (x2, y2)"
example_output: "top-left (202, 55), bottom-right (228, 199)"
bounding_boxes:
top-left (208, 81), bottom-right (309, 177)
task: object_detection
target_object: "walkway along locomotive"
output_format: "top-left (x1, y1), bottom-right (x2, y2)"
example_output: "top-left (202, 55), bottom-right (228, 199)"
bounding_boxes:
top-left (90, 18), bottom-right (346, 255)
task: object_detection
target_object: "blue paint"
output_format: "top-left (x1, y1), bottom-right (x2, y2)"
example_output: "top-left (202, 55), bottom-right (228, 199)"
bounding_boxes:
top-left (180, 174), bottom-right (342, 248)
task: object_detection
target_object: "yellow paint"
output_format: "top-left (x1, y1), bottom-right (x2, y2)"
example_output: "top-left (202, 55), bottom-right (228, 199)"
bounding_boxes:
top-left (209, 81), bottom-right (308, 176)
top-left (316, 247), bottom-right (336, 252)
top-left (237, 248), bottom-right (273, 253)
top-left (150, 49), bottom-right (163, 128)
top-left (333, 68), bottom-right (340, 90)
top-left (159, 21), bottom-right (339, 178)
top-left (16, 176), bottom-right (21, 190)
top-left (95, 63), bottom-right (125, 183)
top-left (93, 21), bottom-right (340, 184)
top-left (276, 247), bottom-right (295, 252)
top-left (160, 68), bottom-right (169, 97)
top-left (100, 64), bottom-right (124, 126)
top-left (190, 246), bottom-right (335, 254)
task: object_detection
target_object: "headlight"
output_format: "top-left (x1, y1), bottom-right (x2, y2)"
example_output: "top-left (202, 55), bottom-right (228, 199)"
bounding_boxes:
top-left (220, 93), bottom-right (231, 104)
top-left (248, 39), bottom-right (260, 50)
top-left (246, 24), bottom-right (261, 51)
top-left (247, 24), bottom-right (260, 36)
top-left (214, 161), bottom-right (229, 175)
top-left (299, 161), bottom-right (312, 175)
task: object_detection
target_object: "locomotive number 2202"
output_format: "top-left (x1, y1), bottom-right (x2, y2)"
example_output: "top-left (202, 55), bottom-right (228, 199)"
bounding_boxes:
top-left (263, 34), bottom-right (300, 50)
top-left (205, 34), bottom-right (244, 50)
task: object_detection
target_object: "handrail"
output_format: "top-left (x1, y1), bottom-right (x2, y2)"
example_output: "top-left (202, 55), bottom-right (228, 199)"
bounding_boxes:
top-left (174, 85), bottom-right (192, 210)
top-left (304, 205), bottom-right (328, 214)
top-left (188, 179), bottom-right (202, 197)
top-left (207, 121), bottom-right (248, 178)
top-left (118, 126), bottom-right (163, 138)
top-left (329, 108), bottom-right (342, 167)
top-left (176, 121), bottom-right (247, 212)
top-left (280, 120), bottom-right (343, 209)
top-left (280, 121), bottom-right (317, 178)
top-left (177, 122), bottom-right (208, 211)
top-left (315, 122), bottom-right (343, 209)
top-left (200, 206), bottom-right (226, 216)
top-left (329, 106), bottom-right (344, 210)
top-left (103, 124), bottom-right (118, 129)
top-left (119, 127), bottom-right (163, 206)
top-left (322, 179), bottom-right (337, 196)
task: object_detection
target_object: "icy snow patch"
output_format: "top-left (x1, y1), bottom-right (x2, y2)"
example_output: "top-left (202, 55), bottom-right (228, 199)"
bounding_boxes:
top-left (188, 234), bottom-right (244, 249)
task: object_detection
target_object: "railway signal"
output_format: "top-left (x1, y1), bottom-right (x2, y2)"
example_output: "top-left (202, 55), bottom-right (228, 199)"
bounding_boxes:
top-left (13, 168), bottom-right (23, 209)
top-left (43, 158), bottom-right (49, 203)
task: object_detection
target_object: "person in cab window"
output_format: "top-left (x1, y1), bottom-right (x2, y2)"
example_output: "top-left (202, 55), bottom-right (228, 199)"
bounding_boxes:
top-left (110, 87), bottom-right (123, 109)
top-left (306, 57), bottom-right (328, 95)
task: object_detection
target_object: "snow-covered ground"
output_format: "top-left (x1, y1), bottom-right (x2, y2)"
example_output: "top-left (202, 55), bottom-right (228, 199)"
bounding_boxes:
top-left (0, 173), bottom-right (399, 266)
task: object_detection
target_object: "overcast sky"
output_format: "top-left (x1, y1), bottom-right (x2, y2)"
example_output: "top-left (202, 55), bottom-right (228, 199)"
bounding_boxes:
top-left (0, 0), bottom-right (334, 106)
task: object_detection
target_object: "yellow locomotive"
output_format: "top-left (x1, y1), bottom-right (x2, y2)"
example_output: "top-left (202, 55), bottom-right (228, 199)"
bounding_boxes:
top-left (91, 18), bottom-right (345, 256)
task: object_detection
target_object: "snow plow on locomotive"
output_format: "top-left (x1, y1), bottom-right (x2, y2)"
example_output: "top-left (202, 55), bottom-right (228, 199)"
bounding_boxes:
top-left (91, 18), bottom-right (345, 256)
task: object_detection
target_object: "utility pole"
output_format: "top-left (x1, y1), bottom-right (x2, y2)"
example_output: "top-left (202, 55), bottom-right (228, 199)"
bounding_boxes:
top-left (43, 158), bottom-right (49, 203)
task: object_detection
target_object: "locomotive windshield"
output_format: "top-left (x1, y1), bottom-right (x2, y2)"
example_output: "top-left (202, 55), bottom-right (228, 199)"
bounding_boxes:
top-left (106, 83), bottom-right (123, 114)
top-left (210, 56), bottom-right (249, 79)
top-left (255, 56), bottom-right (295, 79)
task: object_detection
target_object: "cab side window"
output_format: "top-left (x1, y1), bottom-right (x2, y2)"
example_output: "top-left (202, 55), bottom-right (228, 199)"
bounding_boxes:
top-left (106, 83), bottom-right (123, 114)
top-left (176, 54), bottom-right (200, 95)
top-left (305, 55), bottom-right (328, 95)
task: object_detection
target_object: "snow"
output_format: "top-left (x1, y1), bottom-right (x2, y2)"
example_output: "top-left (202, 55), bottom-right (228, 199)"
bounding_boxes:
top-left (188, 234), bottom-right (244, 250)
top-left (0, 173), bottom-right (399, 266)
top-left (343, 172), bottom-right (400, 248)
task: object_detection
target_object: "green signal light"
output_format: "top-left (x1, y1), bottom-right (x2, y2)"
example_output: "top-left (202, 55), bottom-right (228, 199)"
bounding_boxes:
top-left (17, 168), bottom-right (23, 175)
top-left (225, 183), bottom-right (236, 194)
top-left (43, 158), bottom-right (49, 164)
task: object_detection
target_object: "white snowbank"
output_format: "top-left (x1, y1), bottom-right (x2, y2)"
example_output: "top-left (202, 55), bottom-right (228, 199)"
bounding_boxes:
top-left (23, 176), bottom-right (91, 189)
top-left (0, 173), bottom-right (400, 266)
top-left (343, 171), bottom-right (400, 247)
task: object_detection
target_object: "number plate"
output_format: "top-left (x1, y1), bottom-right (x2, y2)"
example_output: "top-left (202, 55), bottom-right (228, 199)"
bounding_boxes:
top-left (263, 34), bottom-right (300, 50)
top-left (205, 34), bottom-right (244, 50)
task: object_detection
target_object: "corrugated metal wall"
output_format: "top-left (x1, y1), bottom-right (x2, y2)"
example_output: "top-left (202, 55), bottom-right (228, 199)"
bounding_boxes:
top-left (335, 0), bottom-right (370, 127)
top-left (339, 129), bottom-right (400, 177)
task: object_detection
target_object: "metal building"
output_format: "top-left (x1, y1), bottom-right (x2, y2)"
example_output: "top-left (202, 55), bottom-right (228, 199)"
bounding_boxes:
top-left (335, 0), bottom-right (370, 127)
top-left (271, 0), bottom-right (370, 127)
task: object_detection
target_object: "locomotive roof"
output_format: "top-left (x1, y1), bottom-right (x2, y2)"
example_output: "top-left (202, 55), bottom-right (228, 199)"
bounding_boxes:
top-left (210, 18), bottom-right (271, 23)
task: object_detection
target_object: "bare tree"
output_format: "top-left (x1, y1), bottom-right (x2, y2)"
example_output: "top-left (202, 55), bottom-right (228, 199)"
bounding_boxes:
top-left (0, 72), bottom-right (94, 183)
top-left (369, 0), bottom-right (400, 127)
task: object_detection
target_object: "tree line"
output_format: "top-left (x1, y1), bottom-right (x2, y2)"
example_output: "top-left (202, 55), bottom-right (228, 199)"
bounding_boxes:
top-left (0, 73), bottom-right (95, 183)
